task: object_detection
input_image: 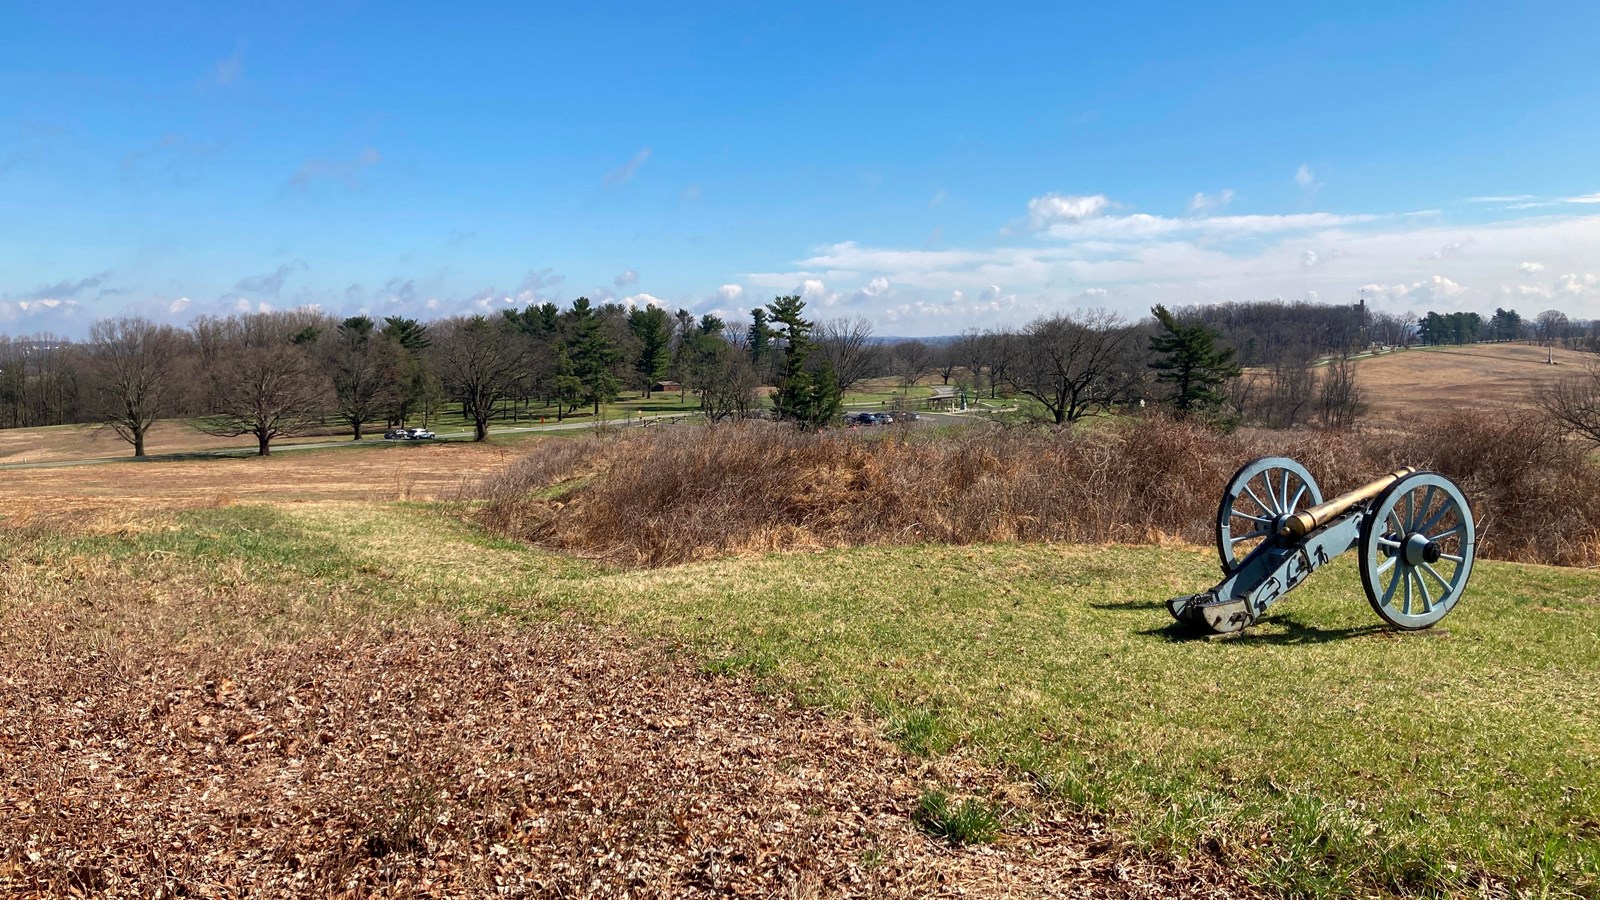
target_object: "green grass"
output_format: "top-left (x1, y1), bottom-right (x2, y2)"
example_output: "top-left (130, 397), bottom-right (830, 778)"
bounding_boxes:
top-left (15, 502), bottom-right (1600, 897)
top-left (543, 542), bottom-right (1600, 897)
top-left (914, 789), bottom-right (1005, 846)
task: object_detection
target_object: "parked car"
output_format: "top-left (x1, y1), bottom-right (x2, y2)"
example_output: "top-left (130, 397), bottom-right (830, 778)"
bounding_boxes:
top-left (383, 429), bottom-right (411, 441)
top-left (407, 428), bottom-right (436, 440)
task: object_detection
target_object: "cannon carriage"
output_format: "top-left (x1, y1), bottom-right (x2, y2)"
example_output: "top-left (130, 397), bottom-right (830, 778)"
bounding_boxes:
top-left (1168, 458), bottom-right (1477, 634)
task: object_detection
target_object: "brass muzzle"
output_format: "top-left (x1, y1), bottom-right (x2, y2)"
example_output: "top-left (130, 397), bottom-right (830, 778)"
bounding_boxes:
top-left (1278, 467), bottom-right (1416, 540)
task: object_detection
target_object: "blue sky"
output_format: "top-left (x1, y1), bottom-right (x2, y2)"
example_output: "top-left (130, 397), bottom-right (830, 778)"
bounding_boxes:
top-left (3, 1), bottom-right (1599, 336)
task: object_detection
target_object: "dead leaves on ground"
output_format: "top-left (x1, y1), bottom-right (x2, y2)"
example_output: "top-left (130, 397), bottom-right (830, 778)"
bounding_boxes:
top-left (1, 622), bottom-right (1251, 898)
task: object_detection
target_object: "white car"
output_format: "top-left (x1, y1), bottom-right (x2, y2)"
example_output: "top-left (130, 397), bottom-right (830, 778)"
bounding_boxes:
top-left (406, 428), bottom-right (436, 440)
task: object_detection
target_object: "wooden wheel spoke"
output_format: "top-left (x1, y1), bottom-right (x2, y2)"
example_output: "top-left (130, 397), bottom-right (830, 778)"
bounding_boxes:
top-left (1414, 570), bottom-right (1433, 613)
top-left (1422, 562), bottom-right (1452, 593)
top-left (1243, 484), bottom-right (1271, 515)
top-left (1290, 483), bottom-right (1308, 511)
top-left (1417, 496), bottom-right (1452, 535)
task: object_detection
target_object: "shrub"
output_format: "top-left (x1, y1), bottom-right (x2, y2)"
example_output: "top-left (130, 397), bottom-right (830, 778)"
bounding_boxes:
top-left (472, 413), bottom-right (1600, 569)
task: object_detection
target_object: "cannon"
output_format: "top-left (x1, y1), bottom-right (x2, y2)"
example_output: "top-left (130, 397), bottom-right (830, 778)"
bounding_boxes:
top-left (1167, 458), bottom-right (1476, 634)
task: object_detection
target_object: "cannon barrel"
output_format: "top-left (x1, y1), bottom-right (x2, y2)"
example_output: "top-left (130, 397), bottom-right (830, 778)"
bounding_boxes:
top-left (1277, 467), bottom-right (1416, 540)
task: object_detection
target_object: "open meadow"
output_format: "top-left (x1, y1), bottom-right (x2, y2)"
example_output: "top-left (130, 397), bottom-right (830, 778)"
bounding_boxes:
top-left (3, 402), bottom-right (1599, 898)
top-left (1345, 343), bottom-right (1578, 420)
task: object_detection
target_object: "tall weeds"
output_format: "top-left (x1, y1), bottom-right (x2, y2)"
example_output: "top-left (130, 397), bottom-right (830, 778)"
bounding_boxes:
top-left (473, 414), bottom-right (1600, 569)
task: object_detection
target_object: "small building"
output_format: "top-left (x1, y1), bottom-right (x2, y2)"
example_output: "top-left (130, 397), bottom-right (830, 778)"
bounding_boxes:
top-left (651, 380), bottom-right (683, 393)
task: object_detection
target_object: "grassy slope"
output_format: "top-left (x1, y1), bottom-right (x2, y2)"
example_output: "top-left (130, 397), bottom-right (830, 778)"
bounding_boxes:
top-left (23, 501), bottom-right (1600, 898)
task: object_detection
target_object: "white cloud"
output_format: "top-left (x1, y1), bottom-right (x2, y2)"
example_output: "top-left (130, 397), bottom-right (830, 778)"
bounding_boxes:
top-left (1566, 193), bottom-right (1600, 204)
top-left (1467, 195), bottom-right (1535, 203)
top-left (1025, 193), bottom-right (1110, 230)
top-left (1043, 211), bottom-right (1379, 241)
top-left (614, 269), bottom-right (638, 287)
top-left (798, 278), bottom-right (842, 307)
top-left (1557, 273), bottom-right (1599, 295)
top-left (168, 297), bottom-right (191, 314)
top-left (1519, 261), bottom-right (1545, 275)
top-left (1363, 276), bottom-right (1468, 307)
top-left (860, 277), bottom-right (889, 296)
top-left (621, 292), bottom-right (666, 309)
top-left (715, 284), bottom-right (743, 304)
top-left (930, 189), bottom-right (947, 208)
top-left (604, 148), bottom-right (651, 187)
top-left (211, 46), bottom-right (244, 87)
top-left (1188, 189), bottom-right (1235, 214)
top-left (289, 148), bottom-right (380, 190)
top-left (1295, 164), bottom-right (1317, 188)
top-left (756, 203), bottom-right (1600, 334)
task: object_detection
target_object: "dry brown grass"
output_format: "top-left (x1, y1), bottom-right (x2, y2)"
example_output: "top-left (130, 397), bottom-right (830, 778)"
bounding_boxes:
top-left (476, 414), bottom-right (1600, 569)
top-left (0, 442), bottom-right (517, 511)
top-left (1354, 343), bottom-right (1576, 419)
top-left (0, 516), bottom-right (1252, 899)
top-left (0, 419), bottom-right (357, 465)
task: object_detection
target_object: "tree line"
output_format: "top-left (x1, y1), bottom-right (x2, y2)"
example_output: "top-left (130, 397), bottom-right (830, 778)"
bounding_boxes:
top-left (3, 296), bottom-right (1595, 451)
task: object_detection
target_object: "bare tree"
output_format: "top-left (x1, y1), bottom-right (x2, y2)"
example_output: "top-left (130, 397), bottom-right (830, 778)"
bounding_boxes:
top-left (931, 345), bottom-right (959, 385)
top-left (1539, 362), bottom-right (1600, 446)
top-left (698, 341), bottom-right (761, 422)
top-left (432, 316), bottom-right (527, 441)
top-left (1538, 309), bottom-right (1570, 346)
top-left (81, 317), bottom-right (190, 457)
top-left (197, 343), bottom-right (332, 456)
top-left (981, 329), bottom-right (1017, 399)
top-left (1244, 350), bottom-right (1316, 428)
top-left (815, 317), bottom-right (879, 393)
top-left (954, 328), bottom-right (986, 396)
top-left (1004, 311), bottom-right (1143, 426)
top-left (324, 315), bottom-right (401, 440)
top-left (888, 339), bottom-right (932, 389)
top-left (1316, 357), bottom-right (1365, 429)
top-left (722, 321), bottom-right (751, 353)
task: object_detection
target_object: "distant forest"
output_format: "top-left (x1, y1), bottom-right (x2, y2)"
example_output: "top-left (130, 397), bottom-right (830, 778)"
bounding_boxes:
top-left (0, 297), bottom-right (1595, 438)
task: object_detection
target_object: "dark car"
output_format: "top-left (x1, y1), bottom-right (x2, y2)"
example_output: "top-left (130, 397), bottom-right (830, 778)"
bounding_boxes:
top-left (383, 429), bottom-right (411, 441)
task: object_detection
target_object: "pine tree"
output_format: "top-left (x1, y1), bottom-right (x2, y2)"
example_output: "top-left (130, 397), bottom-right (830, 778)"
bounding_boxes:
top-left (766, 295), bottom-right (837, 427)
top-left (563, 298), bottom-right (620, 415)
top-left (1148, 304), bottom-right (1242, 417)
top-left (627, 305), bottom-right (672, 397)
top-left (749, 308), bottom-right (773, 375)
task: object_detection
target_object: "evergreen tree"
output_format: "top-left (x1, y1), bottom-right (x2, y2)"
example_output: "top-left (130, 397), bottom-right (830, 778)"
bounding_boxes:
top-left (627, 305), bottom-right (672, 397)
top-left (1149, 304), bottom-right (1242, 417)
top-left (563, 297), bottom-right (620, 415)
top-left (749, 308), bottom-right (773, 375)
top-left (380, 316), bottom-right (436, 426)
top-left (767, 295), bottom-right (839, 427)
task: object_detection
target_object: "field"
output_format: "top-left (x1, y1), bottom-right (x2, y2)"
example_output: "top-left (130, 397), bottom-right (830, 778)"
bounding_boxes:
top-left (1351, 343), bottom-right (1578, 419)
top-left (0, 380), bottom-right (927, 467)
top-left (2, 432), bottom-right (1598, 899)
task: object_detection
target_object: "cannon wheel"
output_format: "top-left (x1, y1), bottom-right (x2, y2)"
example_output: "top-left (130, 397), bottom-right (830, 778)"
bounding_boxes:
top-left (1359, 471), bottom-right (1475, 630)
top-left (1216, 457), bottom-right (1322, 573)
